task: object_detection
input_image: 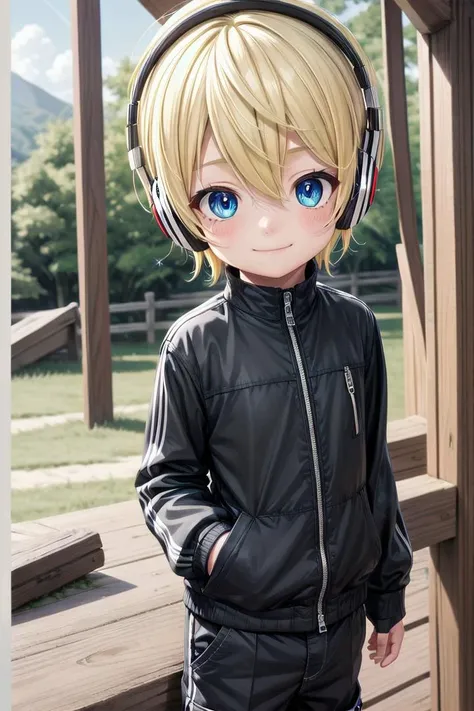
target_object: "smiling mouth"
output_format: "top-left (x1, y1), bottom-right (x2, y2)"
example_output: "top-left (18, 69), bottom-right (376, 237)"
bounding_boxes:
top-left (253, 244), bottom-right (293, 253)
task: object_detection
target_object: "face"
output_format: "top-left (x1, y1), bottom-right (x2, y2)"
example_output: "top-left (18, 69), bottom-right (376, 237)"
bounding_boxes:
top-left (189, 128), bottom-right (340, 286)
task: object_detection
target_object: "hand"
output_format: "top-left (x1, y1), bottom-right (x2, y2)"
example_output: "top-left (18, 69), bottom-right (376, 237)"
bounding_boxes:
top-left (206, 531), bottom-right (231, 576)
top-left (367, 620), bottom-right (405, 668)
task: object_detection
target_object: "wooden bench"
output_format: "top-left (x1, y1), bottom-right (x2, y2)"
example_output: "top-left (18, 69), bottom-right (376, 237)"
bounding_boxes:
top-left (11, 417), bottom-right (454, 710)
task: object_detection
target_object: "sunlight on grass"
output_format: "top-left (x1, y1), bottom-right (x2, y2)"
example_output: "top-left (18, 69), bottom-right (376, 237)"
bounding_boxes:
top-left (12, 477), bottom-right (136, 523)
top-left (11, 342), bottom-right (160, 419)
top-left (11, 415), bottom-right (147, 470)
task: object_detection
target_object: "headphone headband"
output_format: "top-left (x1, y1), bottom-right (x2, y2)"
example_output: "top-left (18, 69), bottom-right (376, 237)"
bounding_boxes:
top-left (127, 0), bottom-right (383, 250)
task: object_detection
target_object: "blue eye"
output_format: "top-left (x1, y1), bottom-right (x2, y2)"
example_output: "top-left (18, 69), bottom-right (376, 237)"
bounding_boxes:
top-left (295, 175), bottom-right (334, 208)
top-left (200, 191), bottom-right (238, 220)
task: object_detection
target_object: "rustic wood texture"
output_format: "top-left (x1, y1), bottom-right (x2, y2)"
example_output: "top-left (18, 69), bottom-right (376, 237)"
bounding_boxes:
top-left (417, 0), bottom-right (474, 708)
top-left (11, 498), bottom-right (434, 711)
top-left (12, 529), bottom-right (104, 610)
top-left (387, 415), bottom-right (426, 479)
top-left (381, 0), bottom-right (425, 347)
top-left (396, 243), bottom-right (426, 417)
top-left (71, 0), bottom-right (113, 427)
top-left (11, 303), bottom-right (78, 372)
top-left (393, 0), bottom-right (452, 33)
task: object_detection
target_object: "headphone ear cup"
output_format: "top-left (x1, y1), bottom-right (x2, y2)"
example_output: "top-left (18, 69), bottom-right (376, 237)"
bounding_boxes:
top-left (335, 148), bottom-right (378, 230)
top-left (151, 179), bottom-right (209, 253)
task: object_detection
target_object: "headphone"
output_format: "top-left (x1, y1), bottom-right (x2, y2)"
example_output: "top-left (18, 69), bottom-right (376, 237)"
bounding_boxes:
top-left (127, 0), bottom-right (382, 253)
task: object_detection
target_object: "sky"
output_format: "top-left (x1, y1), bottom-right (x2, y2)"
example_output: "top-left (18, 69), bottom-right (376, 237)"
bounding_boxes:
top-left (10, 0), bottom-right (370, 105)
top-left (11, 0), bottom-right (162, 103)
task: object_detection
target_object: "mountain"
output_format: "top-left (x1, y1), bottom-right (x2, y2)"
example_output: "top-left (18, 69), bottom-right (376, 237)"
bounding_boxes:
top-left (11, 73), bottom-right (73, 164)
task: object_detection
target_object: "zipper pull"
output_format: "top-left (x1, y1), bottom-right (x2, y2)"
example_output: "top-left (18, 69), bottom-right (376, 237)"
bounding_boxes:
top-left (283, 291), bottom-right (295, 326)
top-left (318, 613), bottom-right (327, 633)
top-left (344, 365), bottom-right (354, 393)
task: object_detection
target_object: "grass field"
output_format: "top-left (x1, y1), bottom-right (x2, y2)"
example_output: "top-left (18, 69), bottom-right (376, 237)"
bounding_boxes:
top-left (11, 308), bottom-right (404, 521)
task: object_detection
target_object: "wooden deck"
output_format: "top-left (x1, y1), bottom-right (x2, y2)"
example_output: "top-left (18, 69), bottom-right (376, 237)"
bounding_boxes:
top-left (12, 498), bottom-right (431, 711)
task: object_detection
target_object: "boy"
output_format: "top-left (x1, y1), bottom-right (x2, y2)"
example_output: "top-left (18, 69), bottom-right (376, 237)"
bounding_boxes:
top-left (130, 1), bottom-right (413, 708)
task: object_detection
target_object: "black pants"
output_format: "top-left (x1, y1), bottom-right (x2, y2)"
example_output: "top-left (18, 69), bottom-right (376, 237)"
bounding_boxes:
top-left (181, 604), bottom-right (366, 711)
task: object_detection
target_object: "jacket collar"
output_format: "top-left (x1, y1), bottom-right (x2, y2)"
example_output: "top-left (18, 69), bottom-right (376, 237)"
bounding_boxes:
top-left (223, 259), bottom-right (319, 322)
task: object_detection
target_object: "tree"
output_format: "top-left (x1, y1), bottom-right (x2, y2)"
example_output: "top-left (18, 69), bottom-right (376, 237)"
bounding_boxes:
top-left (11, 61), bottom-right (200, 308)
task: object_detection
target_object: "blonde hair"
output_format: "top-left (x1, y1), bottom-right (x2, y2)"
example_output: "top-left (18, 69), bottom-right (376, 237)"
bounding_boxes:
top-left (130, 0), bottom-right (384, 285)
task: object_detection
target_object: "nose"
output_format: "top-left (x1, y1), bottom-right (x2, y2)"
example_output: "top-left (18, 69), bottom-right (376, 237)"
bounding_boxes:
top-left (258, 214), bottom-right (278, 235)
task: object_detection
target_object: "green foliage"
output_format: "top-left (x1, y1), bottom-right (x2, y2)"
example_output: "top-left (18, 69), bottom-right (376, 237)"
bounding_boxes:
top-left (11, 60), bottom-right (196, 306)
top-left (328, 1), bottom-right (422, 274)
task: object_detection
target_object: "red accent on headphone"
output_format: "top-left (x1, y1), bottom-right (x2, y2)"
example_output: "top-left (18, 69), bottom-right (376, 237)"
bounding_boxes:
top-left (151, 202), bottom-right (170, 237)
top-left (369, 166), bottom-right (378, 206)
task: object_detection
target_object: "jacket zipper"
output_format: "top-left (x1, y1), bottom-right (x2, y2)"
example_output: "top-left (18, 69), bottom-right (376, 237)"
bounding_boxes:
top-left (283, 291), bottom-right (328, 633)
top-left (344, 366), bottom-right (360, 436)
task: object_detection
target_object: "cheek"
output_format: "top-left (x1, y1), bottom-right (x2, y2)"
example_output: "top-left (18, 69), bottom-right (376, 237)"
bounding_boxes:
top-left (297, 200), bottom-right (336, 234)
top-left (201, 212), bottom-right (243, 243)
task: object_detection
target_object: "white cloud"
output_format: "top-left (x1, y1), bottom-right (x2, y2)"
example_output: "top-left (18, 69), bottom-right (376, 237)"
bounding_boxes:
top-left (46, 49), bottom-right (72, 85)
top-left (12, 24), bottom-right (118, 105)
top-left (11, 24), bottom-right (56, 83)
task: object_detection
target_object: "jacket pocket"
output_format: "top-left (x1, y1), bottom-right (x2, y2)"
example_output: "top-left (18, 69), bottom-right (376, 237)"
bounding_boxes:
top-left (202, 512), bottom-right (252, 594)
top-left (344, 365), bottom-right (360, 437)
top-left (202, 510), bottom-right (319, 612)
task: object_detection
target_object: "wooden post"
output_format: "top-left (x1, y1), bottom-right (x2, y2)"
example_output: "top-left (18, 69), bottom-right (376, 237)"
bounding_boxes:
top-left (145, 292), bottom-right (155, 345)
top-left (396, 243), bottom-right (425, 417)
top-left (417, 1), bottom-right (474, 708)
top-left (71, 0), bottom-right (113, 427)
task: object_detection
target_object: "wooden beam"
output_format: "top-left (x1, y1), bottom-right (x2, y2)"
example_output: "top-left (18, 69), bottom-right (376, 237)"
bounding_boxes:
top-left (11, 529), bottom-right (104, 610)
top-left (417, 0), bottom-right (474, 707)
top-left (397, 474), bottom-right (456, 551)
top-left (381, 0), bottom-right (426, 347)
top-left (137, 0), bottom-right (180, 21)
top-left (392, 0), bottom-right (452, 34)
top-left (388, 415), bottom-right (427, 479)
top-left (71, 0), bottom-right (113, 427)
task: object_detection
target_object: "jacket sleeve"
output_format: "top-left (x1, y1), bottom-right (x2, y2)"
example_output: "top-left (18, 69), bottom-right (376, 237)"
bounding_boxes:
top-left (135, 339), bottom-right (232, 580)
top-left (364, 311), bottom-right (413, 633)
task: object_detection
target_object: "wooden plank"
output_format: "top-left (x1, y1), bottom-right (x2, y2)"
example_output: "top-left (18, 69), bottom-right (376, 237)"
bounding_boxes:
top-left (13, 548), bottom-right (105, 612)
top-left (137, 0), bottom-right (182, 21)
top-left (12, 529), bottom-right (104, 610)
top-left (11, 304), bottom-right (79, 371)
top-left (12, 529), bottom-right (102, 587)
top-left (11, 599), bottom-right (429, 711)
top-left (368, 675), bottom-right (430, 710)
top-left (71, 0), bottom-right (113, 427)
top-left (11, 547), bottom-right (429, 660)
top-left (397, 243), bottom-right (426, 417)
top-left (11, 328), bottom-right (68, 372)
top-left (418, 2), bottom-right (474, 709)
top-left (381, 0), bottom-right (425, 345)
top-left (397, 475), bottom-right (456, 551)
top-left (388, 415), bottom-right (427, 479)
top-left (393, 0), bottom-right (451, 34)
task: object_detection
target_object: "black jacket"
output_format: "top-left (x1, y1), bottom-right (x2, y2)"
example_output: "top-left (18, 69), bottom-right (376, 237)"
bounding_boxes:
top-left (135, 259), bottom-right (413, 635)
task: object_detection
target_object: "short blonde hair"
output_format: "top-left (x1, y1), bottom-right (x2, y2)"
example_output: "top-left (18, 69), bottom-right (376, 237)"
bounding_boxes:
top-left (130, 0), bottom-right (384, 285)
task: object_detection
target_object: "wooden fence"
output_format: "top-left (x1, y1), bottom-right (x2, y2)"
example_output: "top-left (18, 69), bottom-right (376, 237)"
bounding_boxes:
top-left (12, 270), bottom-right (401, 344)
top-left (108, 270), bottom-right (401, 343)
